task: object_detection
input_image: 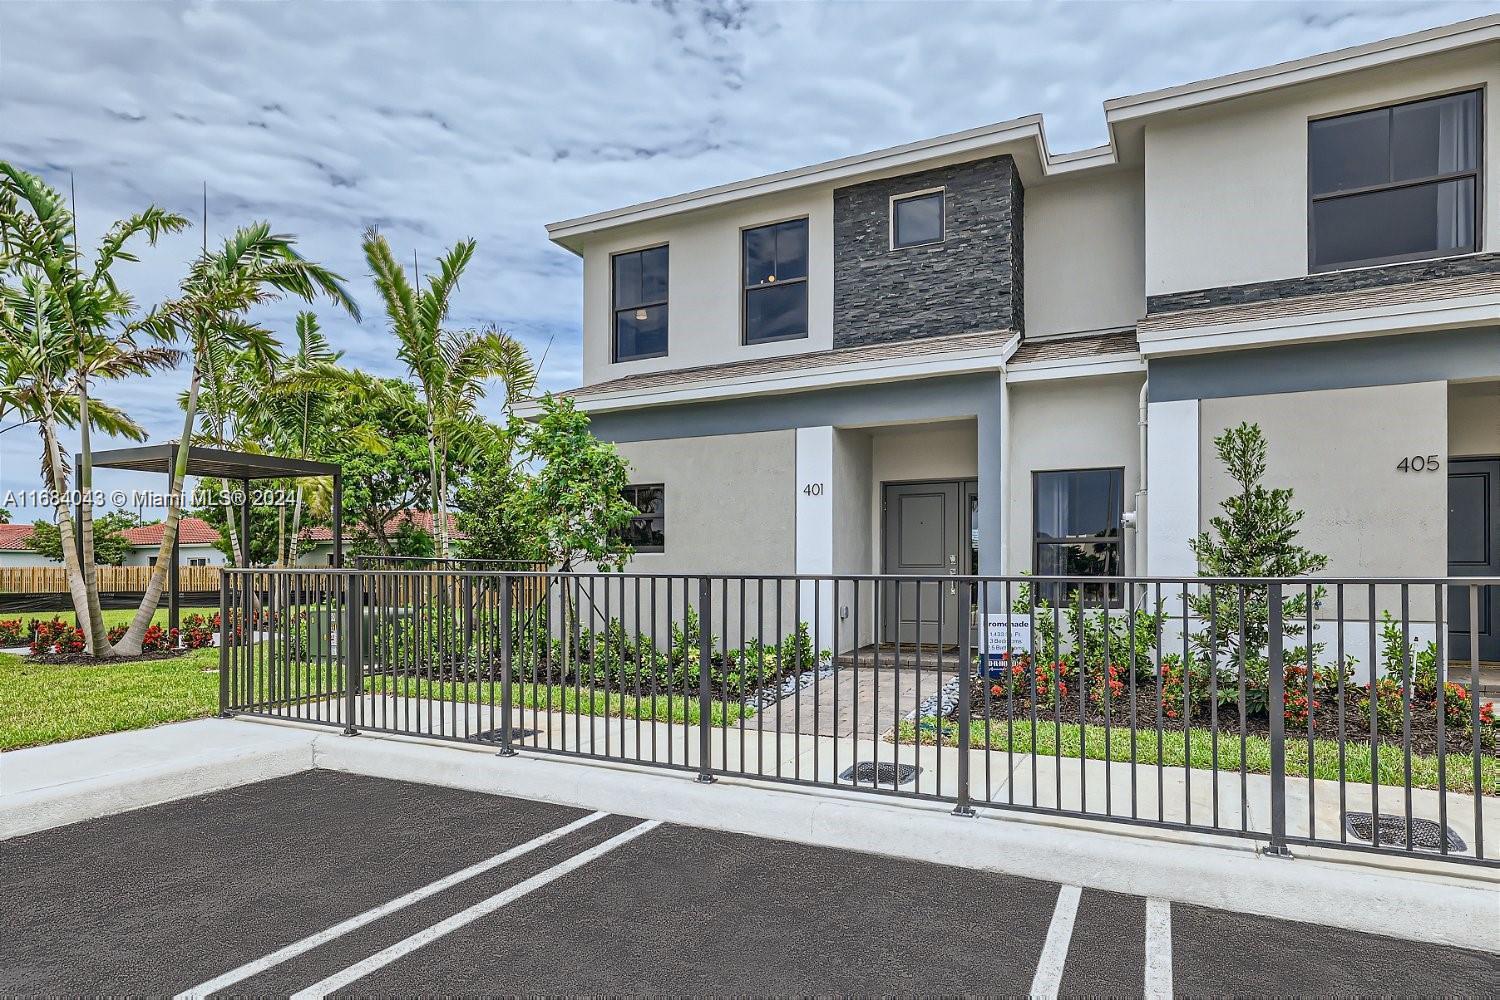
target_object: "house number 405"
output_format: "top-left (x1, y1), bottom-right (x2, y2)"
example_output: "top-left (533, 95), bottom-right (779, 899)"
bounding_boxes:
top-left (1396, 455), bottom-right (1441, 473)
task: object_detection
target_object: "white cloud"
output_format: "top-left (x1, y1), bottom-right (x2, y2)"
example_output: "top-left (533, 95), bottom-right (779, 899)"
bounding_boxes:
top-left (0, 0), bottom-right (1489, 519)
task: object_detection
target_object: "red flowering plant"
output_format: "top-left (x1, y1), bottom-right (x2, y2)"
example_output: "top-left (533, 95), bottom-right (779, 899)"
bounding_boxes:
top-left (1088, 661), bottom-right (1126, 712)
top-left (182, 624), bottom-right (214, 650)
top-left (28, 617), bottom-right (72, 655)
top-left (139, 624), bottom-right (179, 653)
top-left (1158, 655), bottom-right (1185, 720)
top-left (0, 618), bottom-right (25, 646)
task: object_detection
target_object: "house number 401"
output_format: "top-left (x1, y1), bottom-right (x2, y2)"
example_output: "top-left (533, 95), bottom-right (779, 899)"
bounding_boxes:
top-left (802, 483), bottom-right (825, 496)
top-left (1396, 455), bottom-right (1441, 472)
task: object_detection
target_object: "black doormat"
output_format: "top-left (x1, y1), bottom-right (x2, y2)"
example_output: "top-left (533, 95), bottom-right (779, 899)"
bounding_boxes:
top-left (838, 761), bottom-right (921, 787)
top-left (1342, 811), bottom-right (1467, 852)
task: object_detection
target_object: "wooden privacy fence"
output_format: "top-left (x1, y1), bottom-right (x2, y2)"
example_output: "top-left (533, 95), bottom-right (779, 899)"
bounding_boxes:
top-left (0, 565), bottom-right (221, 595)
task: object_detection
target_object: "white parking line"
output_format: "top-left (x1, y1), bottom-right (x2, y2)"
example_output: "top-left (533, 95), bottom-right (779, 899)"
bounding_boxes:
top-left (1144, 898), bottom-right (1173, 999)
top-left (175, 811), bottom-right (609, 1000)
top-left (290, 819), bottom-right (663, 999)
top-left (1029, 884), bottom-right (1082, 999)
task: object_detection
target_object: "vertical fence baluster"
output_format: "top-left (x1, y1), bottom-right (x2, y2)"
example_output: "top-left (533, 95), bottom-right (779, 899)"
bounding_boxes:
top-left (343, 570), bottom-right (361, 736)
top-left (1266, 582), bottom-right (1289, 857)
top-left (953, 590), bottom-right (974, 816)
top-left (697, 576), bottom-right (715, 783)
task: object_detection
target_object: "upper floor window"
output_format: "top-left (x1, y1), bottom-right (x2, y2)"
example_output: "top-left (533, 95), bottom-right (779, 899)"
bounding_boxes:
top-left (743, 218), bottom-right (808, 345)
top-left (891, 189), bottom-right (944, 249)
top-left (1033, 468), bottom-right (1123, 608)
top-left (1309, 90), bottom-right (1480, 272)
top-left (612, 245), bottom-right (668, 362)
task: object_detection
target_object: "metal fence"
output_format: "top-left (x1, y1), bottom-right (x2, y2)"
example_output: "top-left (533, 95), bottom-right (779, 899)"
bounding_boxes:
top-left (219, 568), bottom-right (1498, 867)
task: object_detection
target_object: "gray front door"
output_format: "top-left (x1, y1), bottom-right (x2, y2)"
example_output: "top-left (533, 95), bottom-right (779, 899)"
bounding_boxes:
top-left (1449, 458), bottom-right (1500, 662)
top-left (882, 481), bottom-right (963, 647)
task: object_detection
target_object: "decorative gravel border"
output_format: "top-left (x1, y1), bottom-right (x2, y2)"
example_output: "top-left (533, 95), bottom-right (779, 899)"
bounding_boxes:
top-left (910, 677), bottom-right (963, 721)
top-left (746, 660), bottom-right (835, 712)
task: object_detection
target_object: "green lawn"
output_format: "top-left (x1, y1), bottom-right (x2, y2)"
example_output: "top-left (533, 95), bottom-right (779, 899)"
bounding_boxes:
top-left (1, 607), bottom-right (176, 635)
top-left (0, 647), bottom-right (222, 751)
top-left (896, 717), bottom-right (1500, 796)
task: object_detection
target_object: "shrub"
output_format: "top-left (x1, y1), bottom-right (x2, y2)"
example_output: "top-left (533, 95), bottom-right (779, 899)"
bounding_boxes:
top-left (0, 618), bottom-right (24, 645)
top-left (28, 617), bottom-right (72, 655)
top-left (182, 625), bottom-right (214, 650)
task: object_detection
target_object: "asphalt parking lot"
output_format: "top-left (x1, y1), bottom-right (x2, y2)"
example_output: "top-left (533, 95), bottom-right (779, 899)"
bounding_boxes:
top-left (3, 771), bottom-right (1495, 998)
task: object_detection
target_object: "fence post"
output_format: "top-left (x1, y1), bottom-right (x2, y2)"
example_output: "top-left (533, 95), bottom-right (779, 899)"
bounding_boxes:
top-left (953, 586), bottom-right (975, 817)
top-left (696, 576), bottom-right (716, 783)
top-left (497, 575), bottom-right (518, 757)
top-left (342, 570), bottom-right (361, 736)
top-left (217, 570), bottom-right (231, 717)
top-left (1265, 582), bottom-right (1291, 857)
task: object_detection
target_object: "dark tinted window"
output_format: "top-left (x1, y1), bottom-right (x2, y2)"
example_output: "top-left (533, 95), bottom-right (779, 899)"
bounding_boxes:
top-left (892, 191), bottom-right (944, 248)
top-left (743, 219), bottom-right (809, 344)
top-left (612, 246), bottom-right (669, 362)
top-left (1034, 469), bottom-right (1123, 608)
top-left (1309, 90), bottom-right (1479, 270)
top-left (619, 484), bottom-right (665, 552)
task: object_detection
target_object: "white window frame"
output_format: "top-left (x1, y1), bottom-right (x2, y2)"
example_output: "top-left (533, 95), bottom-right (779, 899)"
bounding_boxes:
top-left (889, 186), bottom-right (946, 250)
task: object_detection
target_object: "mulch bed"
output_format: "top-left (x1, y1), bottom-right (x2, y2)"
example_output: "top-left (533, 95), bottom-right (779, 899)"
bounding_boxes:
top-left (956, 689), bottom-right (1496, 757)
top-left (24, 648), bottom-right (195, 666)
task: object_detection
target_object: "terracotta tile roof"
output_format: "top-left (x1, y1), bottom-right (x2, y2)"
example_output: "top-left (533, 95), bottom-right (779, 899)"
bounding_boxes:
top-left (300, 510), bottom-right (466, 543)
top-left (561, 330), bottom-right (1013, 398)
top-left (0, 523), bottom-right (36, 551)
top-left (1008, 329), bottom-right (1140, 365)
top-left (1138, 271), bottom-right (1500, 333)
top-left (120, 517), bottom-right (221, 546)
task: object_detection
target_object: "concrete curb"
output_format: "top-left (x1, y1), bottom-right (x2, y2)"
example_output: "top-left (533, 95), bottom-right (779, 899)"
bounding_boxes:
top-left (0, 721), bottom-right (317, 840)
top-left (316, 730), bottom-right (1500, 953)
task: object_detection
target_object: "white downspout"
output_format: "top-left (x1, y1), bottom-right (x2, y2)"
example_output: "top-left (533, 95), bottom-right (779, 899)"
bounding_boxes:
top-left (1126, 380), bottom-right (1148, 576)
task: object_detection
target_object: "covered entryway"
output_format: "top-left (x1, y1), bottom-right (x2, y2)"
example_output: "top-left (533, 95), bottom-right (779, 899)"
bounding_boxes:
top-left (880, 479), bottom-right (975, 646)
top-left (1449, 457), bottom-right (1500, 662)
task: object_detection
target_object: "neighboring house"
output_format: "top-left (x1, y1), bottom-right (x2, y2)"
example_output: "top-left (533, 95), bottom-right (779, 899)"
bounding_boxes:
top-left (0, 518), bottom-right (226, 568)
top-left (297, 510), bottom-right (466, 565)
top-left (118, 518), bottom-right (227, 568)
top-left (529, 16), bottom-right (1500, 661)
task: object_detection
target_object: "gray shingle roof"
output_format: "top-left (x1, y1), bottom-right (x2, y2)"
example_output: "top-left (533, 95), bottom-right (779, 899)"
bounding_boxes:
top-left (1007, 329), bottom-right (1140, 365)
top-left (1139, 271), bottom-right (1500, 334)
top-left (562, 330), bottom-right (1013, 398)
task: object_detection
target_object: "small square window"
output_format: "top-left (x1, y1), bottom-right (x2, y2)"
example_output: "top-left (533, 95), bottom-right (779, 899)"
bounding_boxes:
top-left (892, 190), bottom-right (944, 249)
top-left (611, 245), bottom-right (669, 362)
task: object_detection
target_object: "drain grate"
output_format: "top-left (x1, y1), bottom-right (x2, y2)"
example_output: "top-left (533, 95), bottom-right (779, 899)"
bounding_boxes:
top-left (473, 727), bottom-right (537, 743)
top-left (838, 761), bottom-right (921, 787)
top-left (1342, 811), bottom-right (1466, 853)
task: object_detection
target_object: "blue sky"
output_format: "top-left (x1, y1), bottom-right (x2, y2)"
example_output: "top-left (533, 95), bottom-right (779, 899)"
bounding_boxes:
top-left (0, 0), bottom-right (1492, 522)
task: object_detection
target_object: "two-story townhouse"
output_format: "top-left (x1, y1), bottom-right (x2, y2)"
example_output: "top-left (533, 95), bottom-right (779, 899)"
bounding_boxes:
top-left (531, 15), bottom-right (1500, 664)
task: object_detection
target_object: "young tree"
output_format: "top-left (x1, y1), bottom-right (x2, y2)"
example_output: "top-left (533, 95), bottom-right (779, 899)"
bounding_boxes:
top-left (0, 508), bottom-right (11, 523)
top-left (506, 395), bottom-right (636, 573)
top-left (1187, 421), bottom-right (1328, 669)
top-left (361, 230), bottom-right (534, 558)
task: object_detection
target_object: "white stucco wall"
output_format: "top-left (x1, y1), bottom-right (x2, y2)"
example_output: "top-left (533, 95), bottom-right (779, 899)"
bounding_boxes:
top-left (1144, 42), bottom-right (1500, 295)
top-left (578, 186), bottom-right (834, 388)
top-left (1198, 381), bottom-right (1449, 578)
top-left (121, 543), bottom-right (225, 567)
top-left (1024, 167), bottom-right (1145, 337)
top-left (1004, 375), bottom-right (1144, 577)
top-left (614, 429), bottom-right (797, 575)
top-left (1449, 379), bottom-right (1500, 457)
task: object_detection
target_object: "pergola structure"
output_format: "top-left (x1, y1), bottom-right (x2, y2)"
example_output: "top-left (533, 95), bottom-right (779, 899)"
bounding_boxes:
top-left (81, 444), bottom-right (343, 630)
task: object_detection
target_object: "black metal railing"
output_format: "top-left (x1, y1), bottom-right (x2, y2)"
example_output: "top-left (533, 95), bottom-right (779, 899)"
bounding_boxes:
top-left (219, 569), bottom-right (1499, 866)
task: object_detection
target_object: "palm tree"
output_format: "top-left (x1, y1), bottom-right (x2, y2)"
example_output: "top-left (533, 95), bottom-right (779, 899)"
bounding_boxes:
top-left (0, 163), bottom-right (186, 654)
top-left (362, 230), bottom-right (535, 558)
top-left (115, 224), bottom-right (359, 654)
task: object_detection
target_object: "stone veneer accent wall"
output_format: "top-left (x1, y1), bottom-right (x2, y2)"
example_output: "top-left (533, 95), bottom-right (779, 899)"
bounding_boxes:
top-left (833, 155), bottom-right (1023, 348)
top-left (1147, 251), bottom-right (1500, 314)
